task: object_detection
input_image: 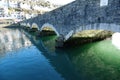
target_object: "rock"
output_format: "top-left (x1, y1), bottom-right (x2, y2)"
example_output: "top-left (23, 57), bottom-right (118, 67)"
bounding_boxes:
top-left (55, 36), bottom-right (64, 48)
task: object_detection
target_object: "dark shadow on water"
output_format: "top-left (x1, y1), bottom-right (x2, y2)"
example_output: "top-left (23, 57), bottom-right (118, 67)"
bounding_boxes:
top-left (22, 28), bottom-right (120, 80)
top-left (0, 75), bottom-right (5, 80)
top-left (65, 40), bottom-right (120, 80)
top-left (1, 27), bottom-right (120, 80)
top-left (22, 29), bottom-right (83, 80)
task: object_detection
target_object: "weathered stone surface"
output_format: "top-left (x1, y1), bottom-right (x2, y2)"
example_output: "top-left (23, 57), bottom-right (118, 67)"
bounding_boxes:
top-left (55, 35), bottom-right (65, 48)
top-left (20, 0), bottom-right (120, 41)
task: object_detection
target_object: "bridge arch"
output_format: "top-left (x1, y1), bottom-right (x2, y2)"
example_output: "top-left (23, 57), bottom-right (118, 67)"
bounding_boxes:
top-left (21, 23), bottom-right (26, 26)
top-left (31, 23), bottom-right (40, 30)
top-left (40, 23), bottom-right (59, 36)
top-left (26, 23), bottom-right (31, 28)
top-left (64, 23), bottom-right (120, 41)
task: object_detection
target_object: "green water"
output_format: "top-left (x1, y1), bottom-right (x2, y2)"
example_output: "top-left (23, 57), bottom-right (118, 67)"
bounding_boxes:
top-left (0, 28), bottom-right (120, 80)
top-left (41, 35), bottom-right (120, 80)
top-left (66, 40), bottom-right (120, 80)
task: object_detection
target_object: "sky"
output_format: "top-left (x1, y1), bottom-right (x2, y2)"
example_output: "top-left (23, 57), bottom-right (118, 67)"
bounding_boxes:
top-left (45, 0), bottom-right (75, 5)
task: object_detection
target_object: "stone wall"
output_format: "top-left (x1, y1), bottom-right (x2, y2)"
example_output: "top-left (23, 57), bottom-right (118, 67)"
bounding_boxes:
top-left (21, 0), bottom-right (120, 41)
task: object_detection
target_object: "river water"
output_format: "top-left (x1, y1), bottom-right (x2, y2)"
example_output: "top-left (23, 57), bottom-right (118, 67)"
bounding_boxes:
top-left (0, 28), bottom-right (120, 80)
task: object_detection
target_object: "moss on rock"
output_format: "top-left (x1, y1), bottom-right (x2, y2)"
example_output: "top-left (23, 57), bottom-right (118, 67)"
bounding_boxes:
top-left (64, 30), bottom-right (113, 47)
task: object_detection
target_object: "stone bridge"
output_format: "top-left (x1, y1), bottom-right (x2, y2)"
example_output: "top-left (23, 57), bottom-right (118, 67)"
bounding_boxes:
top-left (20, 0), bottom-right (120, 47)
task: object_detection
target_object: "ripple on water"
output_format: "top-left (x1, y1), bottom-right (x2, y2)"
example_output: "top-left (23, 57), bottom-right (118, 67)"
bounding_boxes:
top-left (67, 40), bottom-right (120, 80)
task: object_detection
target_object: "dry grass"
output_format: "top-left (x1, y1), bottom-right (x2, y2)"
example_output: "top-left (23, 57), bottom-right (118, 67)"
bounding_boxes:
top-left (73, 30), bottom-right (113, 38)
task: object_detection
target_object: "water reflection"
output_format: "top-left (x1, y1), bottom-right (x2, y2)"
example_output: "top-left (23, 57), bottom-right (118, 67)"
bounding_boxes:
top-left (41, 36), bottom-right (57, 54)
top-left (0, 28), bottom-right (31, 55)
top-left (0, 28), bottom-right (64, 80)
top-left (66, 40), bottom-right (120, 80)
top-left (31, 32), bottom-right (120, 80)
top-left (1, 28), bottom-right (120, 80)
top-left (23, 31), bottom-right (81, 80)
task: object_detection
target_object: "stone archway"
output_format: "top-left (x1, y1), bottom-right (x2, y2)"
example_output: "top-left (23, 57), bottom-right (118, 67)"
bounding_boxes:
top-left (26, 23), bottom-right (31, 28)
top-left (32, 23), bottom-right (40, 30)
top-left (40, 23), bottom-right (59, 36)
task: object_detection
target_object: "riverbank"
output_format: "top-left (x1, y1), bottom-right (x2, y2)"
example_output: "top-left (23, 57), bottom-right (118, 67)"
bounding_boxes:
top-left (64, 30), bottom-right (113, 47)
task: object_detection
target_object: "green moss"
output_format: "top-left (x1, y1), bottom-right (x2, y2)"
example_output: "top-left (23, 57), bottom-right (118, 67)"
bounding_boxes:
top-left (64, 30), bottom-right (113, 47)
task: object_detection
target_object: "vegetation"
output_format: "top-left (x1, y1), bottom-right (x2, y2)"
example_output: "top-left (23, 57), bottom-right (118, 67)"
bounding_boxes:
top-left (64, 30), bottom-right (113, 47)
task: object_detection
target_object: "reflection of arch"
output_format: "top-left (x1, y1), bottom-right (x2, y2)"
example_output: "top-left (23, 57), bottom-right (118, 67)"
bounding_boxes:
top-left (40, 23), bottom-right (59, 36)
top-left (26, 23), bottom-right (31, 28)
top-left (32, 23), bottom-right (39, 30)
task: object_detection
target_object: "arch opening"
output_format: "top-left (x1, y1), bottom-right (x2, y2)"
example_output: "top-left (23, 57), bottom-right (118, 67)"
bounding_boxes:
top-left (40, 23), bottom-right (59, 37)
top-left (21, 23), bottom-right (26, 26)
top-left (26, 23), bottom-right (31, 28)
top-left (31, 23), bottom-right (39, 30)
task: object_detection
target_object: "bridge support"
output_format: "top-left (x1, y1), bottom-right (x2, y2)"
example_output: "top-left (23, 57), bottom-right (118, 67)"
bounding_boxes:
top-left (55, 35), bottom-right (65, 48)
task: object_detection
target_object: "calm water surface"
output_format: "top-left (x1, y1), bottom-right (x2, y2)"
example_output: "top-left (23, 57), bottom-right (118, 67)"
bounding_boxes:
top-left (0, 28), bottom-right (120, 80)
